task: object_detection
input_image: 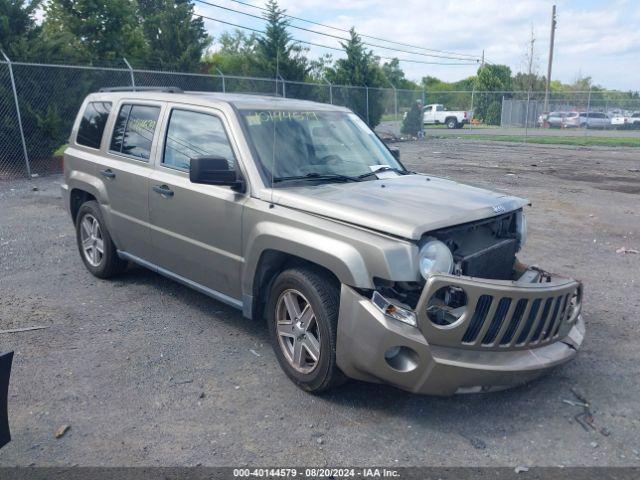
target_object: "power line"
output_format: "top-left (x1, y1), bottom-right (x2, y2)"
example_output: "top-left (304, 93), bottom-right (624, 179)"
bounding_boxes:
top-left (195, 13), bottom-right (479, 66)
top-left (194, 0), bottom-right (479, 62)
top-left (221, 0), bottom-right (480, 60)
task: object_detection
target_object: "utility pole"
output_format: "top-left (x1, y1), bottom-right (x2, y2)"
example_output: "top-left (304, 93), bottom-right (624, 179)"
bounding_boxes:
top-left (543, 4), bottom-right (557, 113)
top-left (481, 50), bottom-right (484, 68)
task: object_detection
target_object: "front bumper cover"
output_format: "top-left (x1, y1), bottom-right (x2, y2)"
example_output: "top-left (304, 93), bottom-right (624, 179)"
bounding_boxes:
top-left (336, 276), bottom-right (584, 396)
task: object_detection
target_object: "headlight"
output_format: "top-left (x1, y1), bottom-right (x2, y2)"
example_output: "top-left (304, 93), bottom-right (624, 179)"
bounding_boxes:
top-left (516, 211), bottom-right (527, 251)
top-left (418, 238), bottom-right (454, 279)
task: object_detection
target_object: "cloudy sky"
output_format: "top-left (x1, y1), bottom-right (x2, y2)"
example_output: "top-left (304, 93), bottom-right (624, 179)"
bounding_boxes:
top-left (195, 0), bottom-right (640, 91)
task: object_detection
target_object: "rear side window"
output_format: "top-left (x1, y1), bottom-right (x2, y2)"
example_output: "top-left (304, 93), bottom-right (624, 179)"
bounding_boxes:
top-left (110, 104), bottom-right (161, 161)
top-left (76, 101), bottom-right (112, 149)
top-left (162, 109), bottom-right (235, 171)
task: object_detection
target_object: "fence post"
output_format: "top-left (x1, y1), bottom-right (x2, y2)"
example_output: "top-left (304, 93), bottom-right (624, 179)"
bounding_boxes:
top-left (383, 77), bottom-right (398, 136)
top-left (277, 74), bottom-right (286, 98)
top-left (524, 89), bottom-right (531, 143)
top-left (215, 68), bottom-right (225, 92)
top-left (322, 77), bottom-right (332, 104)
top-left (123, 57), bottom-right (135, 89)
top-left (365, 86), bottom-right (369, 125)
top-left (1, 50), bottom-right (31, 178)
top-left (469, 86), bottom-right (475, 131)
top-left (584, 86), bottom-right (592, 141)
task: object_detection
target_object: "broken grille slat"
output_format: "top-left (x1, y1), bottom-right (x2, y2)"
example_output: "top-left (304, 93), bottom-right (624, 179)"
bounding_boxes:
top-left (530, 297), bottom-right (554, 342)
top-left (551, 294), bottom-right (570, 338)
top-left (543, 296), bottom-right (564, 341)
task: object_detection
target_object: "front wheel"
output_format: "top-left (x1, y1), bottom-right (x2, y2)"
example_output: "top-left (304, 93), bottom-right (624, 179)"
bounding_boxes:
top-left (267, 267), bottom-right (346, 393)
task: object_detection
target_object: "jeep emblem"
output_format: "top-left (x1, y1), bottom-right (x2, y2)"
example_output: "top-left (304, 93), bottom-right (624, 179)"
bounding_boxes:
top-left (492, 204), bottom-right (506, 214)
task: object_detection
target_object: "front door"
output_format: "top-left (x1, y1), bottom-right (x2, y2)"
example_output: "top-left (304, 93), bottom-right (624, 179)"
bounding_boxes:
top-left (148, 106), bottom-right (246, 300)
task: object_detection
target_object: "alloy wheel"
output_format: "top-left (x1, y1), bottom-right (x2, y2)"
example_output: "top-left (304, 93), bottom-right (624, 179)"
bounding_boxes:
top-left (275, 289), bottom-right (321, 374)
top-left (80, 213), bottom-right (104, 267)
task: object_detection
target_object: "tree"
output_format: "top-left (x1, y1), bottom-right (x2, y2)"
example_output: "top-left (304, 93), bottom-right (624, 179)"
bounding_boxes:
top-left (43, 0), bottom-right (147, 64)
top-left (204, 30), bottom-right (261, 77)
top-left (255, 0), bottom-right (308, 81)
top-left (474, 64), bottom-right (511, 125)
top-left (327, 28), bottom-right (384, 126)
top-left (0, 0), bottom-right (40, 57)
top-left (138, 0), bottom-right (210, 71)
top-left (381, 58), bottom-right (418, 90)
top-left (401, 100), bottom-right (423, 136)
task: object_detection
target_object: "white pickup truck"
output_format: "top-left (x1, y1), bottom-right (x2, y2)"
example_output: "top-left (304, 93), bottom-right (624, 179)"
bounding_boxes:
top-left (423, 104), bottom-right (472, 129)
top-left (611, 112), bottom-right (640, 129)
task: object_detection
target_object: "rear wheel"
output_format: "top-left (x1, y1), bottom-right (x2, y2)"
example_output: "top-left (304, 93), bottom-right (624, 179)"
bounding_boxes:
top-left (267, 267), bottom-right (346, 393)
top-left (75, 201), bottom-right (127, 278)
top-left (446, 118), bottom-right (458, 129)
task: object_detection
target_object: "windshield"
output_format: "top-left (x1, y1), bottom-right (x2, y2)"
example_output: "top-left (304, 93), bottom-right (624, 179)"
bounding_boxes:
top-left (239, 109), bottom-right (404, 182)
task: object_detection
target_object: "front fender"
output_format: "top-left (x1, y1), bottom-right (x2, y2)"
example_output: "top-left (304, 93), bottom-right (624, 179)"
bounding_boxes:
top-left (242, 221), bottom-right (370, 294)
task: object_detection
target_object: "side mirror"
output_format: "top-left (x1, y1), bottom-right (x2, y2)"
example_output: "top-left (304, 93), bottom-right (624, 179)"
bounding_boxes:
top-left (389, 147), bottom-right (400, 160)
top-left (190, 156), bottom-right (244, 191)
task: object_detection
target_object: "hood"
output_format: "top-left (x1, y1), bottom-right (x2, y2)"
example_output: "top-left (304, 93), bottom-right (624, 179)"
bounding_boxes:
top-left (263, 174), bottom-right (528, 240)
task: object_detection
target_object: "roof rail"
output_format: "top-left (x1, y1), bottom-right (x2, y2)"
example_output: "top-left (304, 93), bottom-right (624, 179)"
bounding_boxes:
top-left (98, 86), bottom-right (183, 93)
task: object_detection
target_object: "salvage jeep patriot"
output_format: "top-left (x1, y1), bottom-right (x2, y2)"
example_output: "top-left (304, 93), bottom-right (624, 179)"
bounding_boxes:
top-left (62, 88), bottom-right (585, 395)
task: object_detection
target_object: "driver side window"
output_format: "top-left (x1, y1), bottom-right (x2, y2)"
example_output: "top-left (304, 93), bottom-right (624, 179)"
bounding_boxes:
top-left (162, 109), bottom-right (235, 171)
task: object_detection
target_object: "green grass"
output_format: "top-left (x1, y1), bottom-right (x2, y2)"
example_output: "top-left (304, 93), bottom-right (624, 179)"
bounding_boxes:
top-left (53, 144), bottom-right (68, 156)
top-left (439, 134), bottom-right (640, 148)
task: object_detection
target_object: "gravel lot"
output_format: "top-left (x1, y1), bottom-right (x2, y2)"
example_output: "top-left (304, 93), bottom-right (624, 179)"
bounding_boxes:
top-left (0, 138), bottom-right (639, 467)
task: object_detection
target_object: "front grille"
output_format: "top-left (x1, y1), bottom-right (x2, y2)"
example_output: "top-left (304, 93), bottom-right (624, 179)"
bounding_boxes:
top-left (461, 293), bottom-right (572, 348)
top-left (417, 271), bottom-right (582, 352)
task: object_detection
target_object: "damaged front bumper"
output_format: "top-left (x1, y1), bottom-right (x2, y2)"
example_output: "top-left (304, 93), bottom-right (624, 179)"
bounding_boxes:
top-left (336, 266), bottom-right (584, 396)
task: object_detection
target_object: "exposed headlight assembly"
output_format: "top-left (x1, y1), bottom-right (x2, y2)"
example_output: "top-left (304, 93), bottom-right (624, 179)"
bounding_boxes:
top-left (516, 211), bottom-right (527, 251)
top-left (418, 238), bottom-right (454, 279)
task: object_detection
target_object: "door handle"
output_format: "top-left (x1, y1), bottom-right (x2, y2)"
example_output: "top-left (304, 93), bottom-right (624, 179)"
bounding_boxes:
top-left (100, 169), bottom-right (116, 179)
top-left (152, 184), bottom-right (174, 197)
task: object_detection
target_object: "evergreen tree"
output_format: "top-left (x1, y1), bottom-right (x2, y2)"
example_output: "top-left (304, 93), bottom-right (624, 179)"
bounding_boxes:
top-left (138, 0), bottom-right (210, 71)
top-left (327, 28), bottom-right (384, 127)
top-left (255, 0), bottom-right (308, 81)
top-left (401, 100), bottom-right (423, 136)
top-left (0, 0), bottom-right (40, 57)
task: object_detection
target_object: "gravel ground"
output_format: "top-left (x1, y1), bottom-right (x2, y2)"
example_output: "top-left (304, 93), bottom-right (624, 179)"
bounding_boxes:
top-left (0, 138), bottom-right (639, 467)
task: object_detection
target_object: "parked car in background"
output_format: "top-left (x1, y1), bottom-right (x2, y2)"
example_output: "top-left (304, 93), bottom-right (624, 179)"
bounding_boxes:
top-left (422, 104), bottom-right (472, 129)
top-left (545, 112), bottom-right (567, 128)
top-left (611, 112), bottom-right (640, 129)
top-left (563, 112), bottom-right (610, 129)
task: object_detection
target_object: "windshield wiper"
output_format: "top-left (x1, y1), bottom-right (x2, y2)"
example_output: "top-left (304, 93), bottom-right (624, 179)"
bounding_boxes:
top-left (356, 166), bottom-right (409, 179)
top-left (272, 172), bottom-right (362, 184)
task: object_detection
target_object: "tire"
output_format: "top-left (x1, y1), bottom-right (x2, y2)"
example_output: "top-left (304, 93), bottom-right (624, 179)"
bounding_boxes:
top-left (446, 118), bottom-right (458, 129)
top-left (266, 267), bottom-right (347, 393)
top-left (75, 200), bottom-right (127, 278)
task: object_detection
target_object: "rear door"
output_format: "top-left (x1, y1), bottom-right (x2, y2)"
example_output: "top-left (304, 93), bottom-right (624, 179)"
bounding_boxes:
top-left (148, 105), bottom-right (247, 301)
top-left (100, 101), bottom-right (163, 259)
top-left (423, 106), bottom-right (435, 124)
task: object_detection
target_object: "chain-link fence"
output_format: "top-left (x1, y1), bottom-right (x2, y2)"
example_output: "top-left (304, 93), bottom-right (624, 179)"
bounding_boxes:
top-left (1, 58), bottom-right (639, 179)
